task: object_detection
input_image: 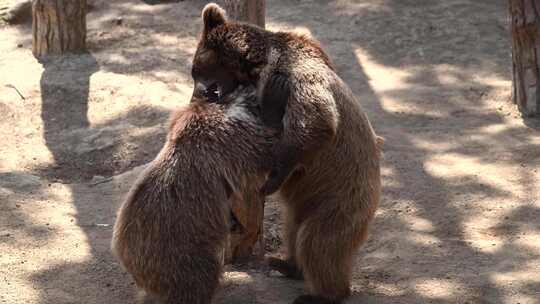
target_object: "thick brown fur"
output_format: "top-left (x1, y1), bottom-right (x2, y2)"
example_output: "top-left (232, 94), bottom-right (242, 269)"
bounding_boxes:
top-left (193, 4), bottom-right (383, 304)
top-left (111, 86), bottom-right (279, 304)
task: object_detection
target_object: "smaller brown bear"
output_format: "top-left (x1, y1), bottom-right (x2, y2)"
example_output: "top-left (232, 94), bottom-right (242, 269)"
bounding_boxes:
top-left (111, 85), bottom-right (281, 304)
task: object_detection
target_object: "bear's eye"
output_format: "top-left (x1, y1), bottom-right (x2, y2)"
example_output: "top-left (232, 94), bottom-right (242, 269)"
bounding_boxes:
top-left (205, 82), bottom-right (221, 103)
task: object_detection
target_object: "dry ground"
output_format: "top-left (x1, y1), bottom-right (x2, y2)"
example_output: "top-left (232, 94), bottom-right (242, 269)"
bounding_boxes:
top-left (1, 0), bottom-right (539, 303)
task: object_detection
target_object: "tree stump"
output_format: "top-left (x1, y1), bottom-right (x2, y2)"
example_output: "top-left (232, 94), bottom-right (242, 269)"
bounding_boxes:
top-left (509, 0), bottom-right (540, 116)
top-left (216, 0), bottom-right (266, 263)
top-left (218, 0), bottom-right (265, 28)
top-left (32, 0), bottom-right (87, 58)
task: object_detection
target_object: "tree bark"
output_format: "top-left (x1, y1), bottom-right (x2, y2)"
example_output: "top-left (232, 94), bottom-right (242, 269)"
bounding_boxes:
top-left (218, 0), bottom-right (265, 28)
top-left (509, 0), bottom-right (540, 116)
top-left (217, 0), bottom-right (266, 262)
top-left (32, 0), bottom-right (87, 58)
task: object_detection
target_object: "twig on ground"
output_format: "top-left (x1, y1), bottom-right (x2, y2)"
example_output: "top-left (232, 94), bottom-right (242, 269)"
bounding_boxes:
top-left (5, 84), bottom-right (26, 100)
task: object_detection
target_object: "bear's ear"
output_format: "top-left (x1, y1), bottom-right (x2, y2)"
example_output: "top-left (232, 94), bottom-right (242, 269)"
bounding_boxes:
top-left (202, 3), bottom-right (227, 32)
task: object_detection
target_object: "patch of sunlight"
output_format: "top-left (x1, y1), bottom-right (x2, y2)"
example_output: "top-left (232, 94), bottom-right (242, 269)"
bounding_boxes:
top-left (406, 231), bottom-right (440, 247)
top-left (425, 153), bottom-right (514, 196)
top-left (353, 48), bottom-right (445, 115)
top-left (381, 167), bottom-right (403, 188)
top-left (0, 53), bottom-right (44, 96)
top-left (381, 166), bottom-right (394, 177)
top-left (117, 1), bottom-right (163, 12)
top-left (103, 53), bottom-right (130, 65)
top-left (469, 67), bottom-right (512, 87)
top-left (20, 182), bottom-right (93, 262)
top-left (502, 294), bottom-right (538, 304)
top-left (331, 0), bottom-right (390, 16)
top-left (0, 276), bottom-right (39, 303)
top-left (369, 282), bottom-right (407, 296)
top-left (477, 124), bottom-right (540, 145)
top-left (413, 279), bottom-right (464, 300)
top-left (467, 239), bottom-right (503, 254)
top-left (355, 49), bottom-right (411, 92)
top-left (154, 34), bottom-right (199, 47)
top-left (87, 72), bottom-right (191, 126)
top-left (409, 137), bottom-right (455, 152)
top-left (515, 233), bottom-right (540, 252)
top-left (374, 208), bottom-right (390, 217)
top-left (399, 214), bottom-right (440, 246)
top-left (223, 271), bottom-right (254, 284)
top-left (363, 248), bottom-right (392, 260)
top-left (490, 264), bottom-right (540, 303)
top-left (491, 263), bottom-right (540, 303)
top-left (463, 211), bottom-right (508, 253)
top-left (402, 215), bottom-right (436, 233)
top-left (477, 123), bottom-right (515, 135)
top-left (432, 64), bottom-right (464, 86)
top-left (153, 70), bottom-right (185, 82)
top-left (433, 64), bottom-right (510, 89)
top-left (1, 181), bottom-right (95, 303)
top-left (491, 264), bottom-right (540, 285)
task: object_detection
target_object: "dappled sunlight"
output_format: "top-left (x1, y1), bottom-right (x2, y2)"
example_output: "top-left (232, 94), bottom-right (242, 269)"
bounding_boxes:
top-left (1, 0), bottom-right (538, 303)
top-left (354, 48), bottom-right (412, 92)
top-left (0, 276), bottom-right (39, 303)
top-left (491, 263), bottom-right (540, 286)
top-left (0, 177), bottom-right (101, 303)
top-left (331, 0), bottom-right (389, 16)
top-left (404, 231), bottom-right (440, 248)
top-left (364, 282), bottom-right (407, 297)
top-left (354, 46), bottom-right (511, 118)
top-left (224, 271), bottom-right (255, 284)
top-left (402, 215), bottom-right (435, 233)
top-left (424, 153), bottom-right (517, 197)
top-left (490, 264), bottom-right (540, 304)
top-left (1, 180), bottom-right (93, 260)
top-left (87, 72), bottom-right (190, 126)
top-left (84, 0), bottom-right (202, 88)
top-left (412, 278), bottom-right (465, 300)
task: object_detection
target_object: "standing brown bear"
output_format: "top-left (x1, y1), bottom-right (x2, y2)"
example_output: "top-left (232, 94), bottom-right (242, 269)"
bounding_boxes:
top-left (111, 85), bottom-right (280, 304)
top-left (191, 4), bottom-right (383, 304)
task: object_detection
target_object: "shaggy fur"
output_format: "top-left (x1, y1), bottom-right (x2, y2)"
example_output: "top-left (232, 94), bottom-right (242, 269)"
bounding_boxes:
top-left (111, 86), bottom-right (279, 304)
top-left (192, 4), bottom-right (383, 304)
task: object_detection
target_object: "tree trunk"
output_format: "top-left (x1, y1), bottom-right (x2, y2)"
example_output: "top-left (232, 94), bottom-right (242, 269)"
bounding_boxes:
top-left (509, 0), bottom-right (540, 116)
top-left (32, 0), bottom-right (87, 58)
top-left (217, 0), bottom-right (266, 263)
top-left (218, 0), bottom-right (265, 28)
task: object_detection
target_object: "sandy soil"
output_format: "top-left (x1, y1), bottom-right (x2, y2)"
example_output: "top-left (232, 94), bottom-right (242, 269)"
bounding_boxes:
top-left (1, 0), bottom-right (539, 303)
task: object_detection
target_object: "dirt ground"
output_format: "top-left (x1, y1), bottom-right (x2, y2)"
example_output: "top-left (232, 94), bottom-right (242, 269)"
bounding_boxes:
top-left (1, 0), bottom-right (539, 303)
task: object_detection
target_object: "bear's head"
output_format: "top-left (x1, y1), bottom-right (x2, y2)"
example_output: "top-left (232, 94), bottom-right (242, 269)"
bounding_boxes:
top-left (191, 3), bottom-right (268, 103)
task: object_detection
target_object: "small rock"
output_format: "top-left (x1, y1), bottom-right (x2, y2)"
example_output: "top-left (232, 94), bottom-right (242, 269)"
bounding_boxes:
top-left (17, 43), bottom-right (22, 48)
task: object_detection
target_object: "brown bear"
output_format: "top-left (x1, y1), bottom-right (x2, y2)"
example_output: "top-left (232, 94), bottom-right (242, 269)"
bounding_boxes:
top-left (190, 4), bottom-right (383, 304)
top-left (111, 85), bottom-right (281, 304)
